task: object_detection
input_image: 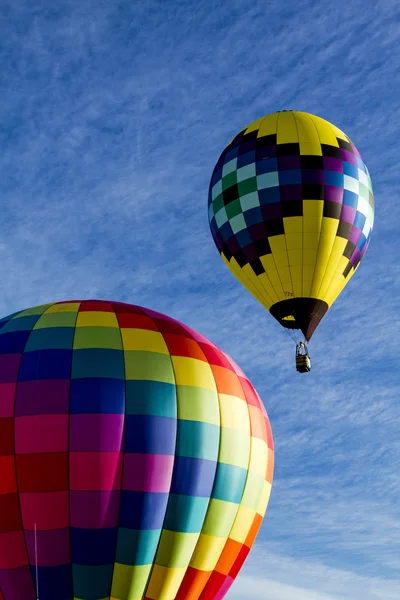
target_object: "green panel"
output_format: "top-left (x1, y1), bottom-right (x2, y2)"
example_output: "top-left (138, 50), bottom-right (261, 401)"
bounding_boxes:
top-left (73, 326), bottom-right (123, 350)
top-left (176, 385), bottom-right (220, 425)
top-left (124, 351), bottom-right (175, 383)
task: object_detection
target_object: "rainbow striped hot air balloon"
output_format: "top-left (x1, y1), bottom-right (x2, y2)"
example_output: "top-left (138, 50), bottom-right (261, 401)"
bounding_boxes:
top-left (0, 300), bottom-right (274, 600)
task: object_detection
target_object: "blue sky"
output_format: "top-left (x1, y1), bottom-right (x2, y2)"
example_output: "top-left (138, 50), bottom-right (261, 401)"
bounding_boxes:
top-left (1, 0), bottom-right (399, 598)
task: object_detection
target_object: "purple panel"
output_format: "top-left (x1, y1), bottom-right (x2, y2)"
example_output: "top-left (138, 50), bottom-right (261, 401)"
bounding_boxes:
top-left (280, 184), bottom-right (302, 201)
top-left (226, 236), bottom-right (240, 254)
top-left (323, 157), bottom-right (343, 172)
top-left (349, 226), bottom-right (362, 245)
top-left (278, 156), bottom-right (300, 170)
top-left (123, 453), bottom-right (174, 492)
top-left (325, 186), bottom-right (344, 203)
top-left (302, 170), bottom-right (324, 184)
top-left (261, 204), bottom-right (282, 221)
top-left (340, 205), bottom-right (356, 224)
top-left (248, 223), bottom-right (268, 241)
top-left (243, 245), bottom-right (259, 261)
top-left (69, 414), bottom-right (125, 451)
top-left (340, 149), bottom-right (357, 165)
top-left (350, 248), bottom-right (361, 265)
top-left (15, 380), bottom-right (70, 416)
top-left (0, 354), bottom-right (21, 383)
top-left (25, 528), bottom-right (70, 566)
top-left (0, 566), bottom-right (36, 600)
top-left (70, 490), bottom-right (121, 528)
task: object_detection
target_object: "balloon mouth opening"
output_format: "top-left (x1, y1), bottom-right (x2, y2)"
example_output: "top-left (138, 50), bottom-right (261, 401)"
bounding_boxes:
top-left (270, 298), bottom-right (329, 341)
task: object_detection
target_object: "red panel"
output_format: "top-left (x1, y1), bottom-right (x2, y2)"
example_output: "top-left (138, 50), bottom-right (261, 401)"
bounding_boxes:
top-left (175, 567), bottom-right (211, 600)
top-left (116, 313), bottom-right (159, 330)
top-left (16, 453), bottom-right (68, 493)
top-left (78, 300), bottom-right (114, 312)
top-left (229, 544), bottom-right (250, 579)
top-left (0, 456), bottom-right (17, 494)
top-left (0, 418), bottom-right (14, 455)
top-left (198, 343), bottom-right (234, 370)
top-left (0, 494), bottom-right (22, 532)
top-left (163, 334), bottom-right (207, 361)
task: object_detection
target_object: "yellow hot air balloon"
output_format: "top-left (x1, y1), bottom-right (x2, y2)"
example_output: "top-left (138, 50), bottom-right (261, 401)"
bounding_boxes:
top-left (208, 110), bottom-right (374, 372)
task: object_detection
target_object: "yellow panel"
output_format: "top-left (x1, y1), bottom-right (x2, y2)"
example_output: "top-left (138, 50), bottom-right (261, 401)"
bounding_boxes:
top-left (293, 111), bottom-right (323, 155)
top-left (321, 216), bottom-right (339, 238)
top-left (257, 481), bottom-right (273, 517)
top-left (171, 357), bottom-right (217, 391)
top-left (218, 394), bottom-right (250, 431)
top-left (258, 273), bottom-right (279, 304)
top-left (275, 265), bottom-right (291, 283)
top-left (317, 237), bottom-right (347, 299)
top-left (290, 264), bottom-right (302, 281)
top-left (248, 437), bottom-right (269, 476)
top-left (75, 311), bottom-right (119, 328)
top-left (303, 200), bottom-right (323, 232)
top-left (190, 533), bottom-right (227, 571)
top-left (241, 264), bottom-right (274, 307)
top-left (225, 255), bottom-right (270, 309)
top-left (311, 234), bottom-right (337, 297)
top-left (302, 281), bottom-right (312, 296)
top-left (276, 111), bottom-right (299, 144)
top-left (121, 329), bottom-right (169, 354)
top-left (244, 116), bottom-right (265, 134)
top-left (145, 565), bottom-right (186, 600)
top-left (269, 235), bottom-right (288, 258)
top-left (308, 114), bottom-right (339, 146)
top-left (111, 563), bottom-right (152, 600)
top-left (303, 231), bottom-right (320, 249)
top-left (229, 505), bottom-right (257, 544)
top-left (324, 256), bottom-right (354, 306)
top-left (284, 217), bottom-right (303, 235)
top-left (45, 302), bottom-right (81, 313)
top-left (288, 248), bottom-right (303, 266)
top-left (292, 281), bottom-right (303, 297)
top-left (257, 112), bottom-right (279, 137)
top-left (329, 122), bottom-right (349, 141)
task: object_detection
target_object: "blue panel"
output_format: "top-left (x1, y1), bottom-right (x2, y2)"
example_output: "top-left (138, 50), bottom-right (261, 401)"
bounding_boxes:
top-left (18, 349), bottom-right (72, 381)
top-left (0, 315), bottom-right (39, 333)
top-left (119, 491), bottom-right (169, 529)
top-left (256, 157), bottom-right (277, 174)
top-left (0, 330), bottom-right (31, 353)
top-left (258, 187), bottom-right (280, 204)
top-left (343, 162), bottom-right (359, 178)
top-left (243, 207), bottom-right (263, 227)
top-left (175, 420), bottom-right (220, 461)
top-left (342, 190), bottom-right (359, 208)
top-left (71, 348), bottom-right (125, 379)
top-left (170, 456), bottom-right (217, 497)
top-left (69, 378), bottom-right (125, 414)
top-left (71, 528), bottom-right (117, 565)
top-left (357, 232), bottom-right (367, 251)
top-left (31, 564), bottom-right (72, 600)
top-left (163, 493), bottom-right (209, 533)
top-left (25, 327), bottom-right (75, 351)
top-left (212, 463), bottom-right (248, 503)
top-left (126, 380), bottom-right (177, 417)
top-left (219, 221), bottom-right (234, 242)
top-left (354, 212), bottom-right (366, 230)
top-left (324, 171), bottom-right (344, 187)
top-left (116, 528), bottom-right (161, 566)
top-left (279, 169), bottom-right (302, 185)
top-left (235, 228), bottom-right (252, 248)
top-left (225, 147), bottom-right (240, 161)
top-left (125, 415), bottom-right (177, 454)
top-left (211, 166), bottom-right (223, 186)
top-left (237, 151), bottom-right (256, 169)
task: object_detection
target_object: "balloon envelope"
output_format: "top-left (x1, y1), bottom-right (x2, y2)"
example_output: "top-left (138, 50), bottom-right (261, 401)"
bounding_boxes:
top-left (208, 110), bottom-right (374, 340)
top-left (0, 300), bottom-right (274, 600)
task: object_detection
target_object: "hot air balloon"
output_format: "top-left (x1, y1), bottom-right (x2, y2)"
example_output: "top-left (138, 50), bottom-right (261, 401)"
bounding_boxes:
top-left (0, 300), bottom-right (274, 600)
top-left (208, 110), bottom-right (374, 372)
